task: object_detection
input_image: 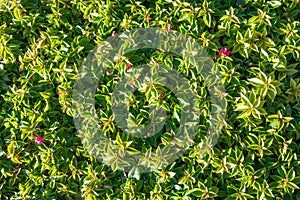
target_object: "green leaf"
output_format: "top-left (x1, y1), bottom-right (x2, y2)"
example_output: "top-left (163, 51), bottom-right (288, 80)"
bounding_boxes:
top-left (287, 181), bottom-right (300, 189)
top-left (236, 31), bottom-right (243, 41)
top-left (178, 13), bottom-right (189, 22)
top-left (235, 104), bottom-right (249, 111)
top-left (267, 1), bottom-right (282, 8)
top-left (128, 166), bottom-right (141, 180)
top-left (248, 78), bottom-right (264, 86)
top-left (287, 168), bottom-right (295, 181)
top-left (78, 38), bottom-right (90, 47)
top-left (261, 48), bottom-right (269, 60)
top-left (203, 13), bottom-right (211, 27)
top-left (7, 141), bottom-right (15, 157)
top-left (244, 28), bottom-right (252, 40)
top-left (278, 165), bottom-right (286, 177)
top-left (13, 7), bottom-right (21, 20)
top-left (185, 188), bottom-right (204, 197)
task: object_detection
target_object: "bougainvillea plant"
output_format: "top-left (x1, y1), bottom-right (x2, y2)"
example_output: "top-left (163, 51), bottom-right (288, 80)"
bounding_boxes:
top-left (0, 0), bottom-right (299, 199)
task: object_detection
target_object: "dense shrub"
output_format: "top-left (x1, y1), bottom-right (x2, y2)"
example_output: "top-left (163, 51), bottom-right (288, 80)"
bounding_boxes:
top-left (0, 0), bottom-right (299, 199)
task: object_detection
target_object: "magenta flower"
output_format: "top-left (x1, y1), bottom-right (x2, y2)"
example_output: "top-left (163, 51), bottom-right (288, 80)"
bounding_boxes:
top-left (219, 48), bottom-right (232, 56)
top-left (35, 137), bottom-right (43, 145)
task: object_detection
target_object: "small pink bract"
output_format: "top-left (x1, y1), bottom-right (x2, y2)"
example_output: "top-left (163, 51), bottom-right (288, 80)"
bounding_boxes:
top-left (126, 64), bottom-right (131, 71)
top-left (219, 48), bottom-right (232, 56)
top-left (35, 137), bottom-right (43, 145)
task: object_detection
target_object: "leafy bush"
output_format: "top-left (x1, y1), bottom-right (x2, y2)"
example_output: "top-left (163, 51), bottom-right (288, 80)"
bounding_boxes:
top-left (0, 0), bottom-right (299, 199)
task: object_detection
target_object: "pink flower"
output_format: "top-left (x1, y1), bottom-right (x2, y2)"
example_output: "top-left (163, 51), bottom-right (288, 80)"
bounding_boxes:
top-left (57, 91), bottom-right (63, 96)
top-left (219, 48), bottom-right (232, 56)
top-left (167, 23), bottom-right (173, 30)
top-left (35, 137), bottom-right (43, 145)
top-left (147, 15), bottom-right (151, 22)
top-left (111, 31), bottom-right (117, 37)
top-left (126, 63), bottom-right (131, 71)
top-left (129, 82), bottom-right (134, 87)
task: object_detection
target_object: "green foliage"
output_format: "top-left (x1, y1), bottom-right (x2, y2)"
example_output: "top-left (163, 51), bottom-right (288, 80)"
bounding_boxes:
top-left (0, 0), bottom-right (299, 199)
